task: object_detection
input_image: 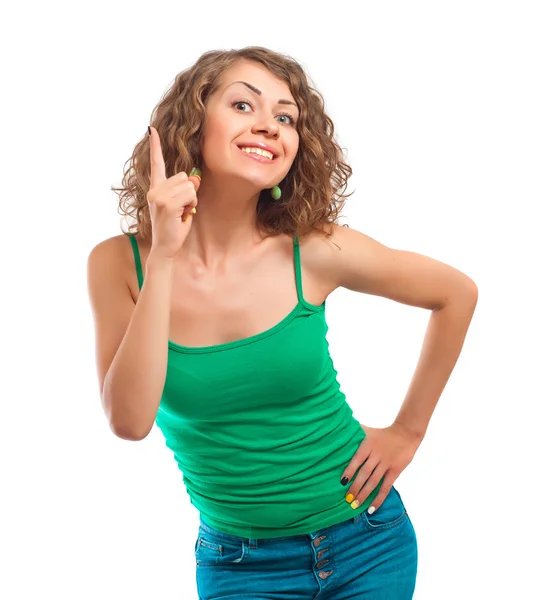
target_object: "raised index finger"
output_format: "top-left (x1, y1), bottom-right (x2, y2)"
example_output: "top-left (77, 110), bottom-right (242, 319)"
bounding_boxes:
top-left (148, 126), bottom-right (167, 189)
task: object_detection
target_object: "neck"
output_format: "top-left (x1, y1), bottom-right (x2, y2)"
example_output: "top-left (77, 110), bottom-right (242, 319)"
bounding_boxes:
top-left (181, 172), bottom-right (269, 266)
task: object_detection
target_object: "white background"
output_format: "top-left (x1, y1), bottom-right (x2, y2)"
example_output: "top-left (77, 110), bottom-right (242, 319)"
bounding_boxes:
top-left (2, 1), bottom-right (535, 598)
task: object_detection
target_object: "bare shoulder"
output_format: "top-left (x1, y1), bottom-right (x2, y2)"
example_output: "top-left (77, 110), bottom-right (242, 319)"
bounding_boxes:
top-left (298, 223), bottom-right (355, 297)
top-left (87, 233), bottom-right (142, 300)
top-left (301, 222), bottom-right (478, 309)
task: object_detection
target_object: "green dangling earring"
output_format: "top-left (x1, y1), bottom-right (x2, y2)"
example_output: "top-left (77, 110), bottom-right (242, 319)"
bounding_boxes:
top-left (189, 167), bottom-right (202, 181)
top-left (271, 184), bottom-right (282, 200)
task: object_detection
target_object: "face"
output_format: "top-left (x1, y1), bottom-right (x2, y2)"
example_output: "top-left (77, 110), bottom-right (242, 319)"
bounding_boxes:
top-left (200, 60), bottom-right (300, 190)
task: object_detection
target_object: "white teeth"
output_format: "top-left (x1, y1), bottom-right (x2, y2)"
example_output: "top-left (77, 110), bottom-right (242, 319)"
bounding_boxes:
top-left (240, 147), bottom-right (274, 160)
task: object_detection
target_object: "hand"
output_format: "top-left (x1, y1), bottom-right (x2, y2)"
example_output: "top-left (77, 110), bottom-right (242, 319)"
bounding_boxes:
top-left (147, 126), bottom-right (200, 260)
top-left (341, 422), bottom-right (422, 512)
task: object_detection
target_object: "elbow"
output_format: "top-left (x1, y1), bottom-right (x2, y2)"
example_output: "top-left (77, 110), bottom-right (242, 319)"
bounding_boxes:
top-left (102, 380), bottom-right (152, 441)
top-left (463, 279), bottom-right (479, 311)
top-left (109, 420), bottom-right (150, 441)
top-left (464, 277), bottom-right (479, 301)
top-left (104, 397), bottom-right (152, 442)
top-left (438, 277), bottom-right (479, 310)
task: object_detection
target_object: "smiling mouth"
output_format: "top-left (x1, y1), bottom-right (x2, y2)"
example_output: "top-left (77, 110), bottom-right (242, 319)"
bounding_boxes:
top-left (237, 145), bottom-right (277, 161)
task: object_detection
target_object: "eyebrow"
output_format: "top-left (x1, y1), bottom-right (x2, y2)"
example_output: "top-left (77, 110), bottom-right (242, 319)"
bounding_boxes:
top-left (226, 80), bottom-right (298, 108)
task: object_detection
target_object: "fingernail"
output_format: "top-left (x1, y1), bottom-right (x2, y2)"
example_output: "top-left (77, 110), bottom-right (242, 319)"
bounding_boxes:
top-left (147, 126), bottom-right (151, 136)
top-left (191, 207), bottom-right (197, 215)
top-left (367, 506), bottom-right (376, 514)
top-left (345, 493), bottom-right (354, 504)
top-left (351, 500), bottom-right (359, 509)
top-left (184, 213), bottom-right (191, 222)
top-left (340, 476), bottom-right (349, 486)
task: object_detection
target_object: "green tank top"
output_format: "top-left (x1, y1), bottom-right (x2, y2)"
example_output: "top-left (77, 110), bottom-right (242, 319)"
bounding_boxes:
top-left (128, 233), bottom-right (374, 538)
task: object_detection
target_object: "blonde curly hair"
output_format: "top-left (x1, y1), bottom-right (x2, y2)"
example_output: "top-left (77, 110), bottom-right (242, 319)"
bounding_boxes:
top-left (112, 46), bottom-right (353, 242)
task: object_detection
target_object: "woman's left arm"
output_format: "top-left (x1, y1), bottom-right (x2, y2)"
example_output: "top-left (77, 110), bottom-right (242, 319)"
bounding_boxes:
top-left (315, 225), bottom-right (479, 511)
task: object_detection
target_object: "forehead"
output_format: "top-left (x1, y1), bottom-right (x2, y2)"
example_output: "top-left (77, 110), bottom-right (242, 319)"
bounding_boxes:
top-left (217, 60), bottom-right (294, 100)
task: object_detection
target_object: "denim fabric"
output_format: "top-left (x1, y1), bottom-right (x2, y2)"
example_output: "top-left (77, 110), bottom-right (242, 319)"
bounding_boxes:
top-left (195, 485), bottom-right (418, 599)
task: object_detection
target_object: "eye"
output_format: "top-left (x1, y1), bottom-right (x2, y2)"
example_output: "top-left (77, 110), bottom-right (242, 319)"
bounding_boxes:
top-left (231, 100), bottom-right (296, 126)
top-left (276, 113), bottom-right (295, 126)
top-left (232, 100), bottom-right (253, 113)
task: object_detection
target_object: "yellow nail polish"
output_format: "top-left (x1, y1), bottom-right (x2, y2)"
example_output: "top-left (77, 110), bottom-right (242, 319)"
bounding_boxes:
top-left (351, 500), bottom-right (359, 509)
top-left (191, 207), bottom-right (197, 215)
top-left (346, 493), bottom-right (354, 503)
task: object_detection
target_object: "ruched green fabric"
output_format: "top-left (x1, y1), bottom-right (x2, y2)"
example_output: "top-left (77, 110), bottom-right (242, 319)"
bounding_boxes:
top-left (127, 234), bottom-right (371, 538)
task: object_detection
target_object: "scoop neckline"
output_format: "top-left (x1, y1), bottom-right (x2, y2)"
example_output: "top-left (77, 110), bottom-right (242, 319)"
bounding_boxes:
top-left (167, 299), bottom-right (325, 354)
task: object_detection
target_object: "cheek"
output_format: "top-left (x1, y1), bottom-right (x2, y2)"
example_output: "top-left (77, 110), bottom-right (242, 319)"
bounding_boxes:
top-left (284, 131), bottom-right (300, 162)
top-left (201, 122), bottom-right (233, 166)
top-left (201, 118), bottom-right (219, 145)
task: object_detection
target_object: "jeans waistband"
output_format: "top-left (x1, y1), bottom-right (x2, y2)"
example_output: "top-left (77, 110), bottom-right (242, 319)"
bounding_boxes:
top-left (199, 515), bottom-right (316, 544)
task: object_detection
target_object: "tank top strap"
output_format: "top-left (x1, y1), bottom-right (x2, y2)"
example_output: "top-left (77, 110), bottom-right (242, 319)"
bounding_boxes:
top-left (293, 235), bottom-right (306, 306)
top-left (127, 234), bottom-right (144, 290)
top-left (292, 235), bottom-right (326, 313)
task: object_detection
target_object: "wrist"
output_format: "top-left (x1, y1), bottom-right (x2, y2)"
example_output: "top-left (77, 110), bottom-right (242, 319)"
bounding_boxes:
top-left (392, 420), bottom-right (425, 445)
top-left (146, 252), bottom-right (175, 276)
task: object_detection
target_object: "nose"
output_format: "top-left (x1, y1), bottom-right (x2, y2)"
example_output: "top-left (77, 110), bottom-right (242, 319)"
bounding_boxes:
top-left (252, 117), bottom-right (280, 139)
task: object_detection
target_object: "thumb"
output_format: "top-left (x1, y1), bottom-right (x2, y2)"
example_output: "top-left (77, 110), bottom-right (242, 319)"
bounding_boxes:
top-left (182, 173), bottom-right (201, 222)
top-left (188, 175), bottom-right (201, 193)
top-left (188, 167), bottom-right (201, 192)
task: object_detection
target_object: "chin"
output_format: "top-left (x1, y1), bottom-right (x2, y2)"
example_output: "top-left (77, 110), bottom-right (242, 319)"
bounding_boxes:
top-left (205, 155), bottom-right (283, 190)
top-left (224, 168), bottom-right (277, 191)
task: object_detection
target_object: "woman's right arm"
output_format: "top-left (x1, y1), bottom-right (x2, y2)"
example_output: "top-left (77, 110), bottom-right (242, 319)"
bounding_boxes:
top-left (87, 237), bottom-right (174, 441)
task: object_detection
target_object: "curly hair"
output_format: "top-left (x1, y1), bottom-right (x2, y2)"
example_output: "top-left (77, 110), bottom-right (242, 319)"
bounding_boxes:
top-left (112, 46), bottom-right (353, 243)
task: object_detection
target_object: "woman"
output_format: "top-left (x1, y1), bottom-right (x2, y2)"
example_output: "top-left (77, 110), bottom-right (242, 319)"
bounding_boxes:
top-left (87, 46), bottom-right (478, 599)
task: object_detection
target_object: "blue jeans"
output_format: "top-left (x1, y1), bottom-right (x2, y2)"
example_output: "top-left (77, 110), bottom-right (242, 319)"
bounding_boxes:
top-left (195, 486), bottom-right (418, 599)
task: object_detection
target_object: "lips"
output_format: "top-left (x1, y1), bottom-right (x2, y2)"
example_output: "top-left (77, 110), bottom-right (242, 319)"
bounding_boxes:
top-left (237, 146), bottom-right (276, 163)
top-left (236, 142), bottom-right (279, 159)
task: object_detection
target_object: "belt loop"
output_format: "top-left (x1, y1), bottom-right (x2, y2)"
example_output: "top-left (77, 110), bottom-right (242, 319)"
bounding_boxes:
top-left (248, 538), bottom-right (258, 549)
